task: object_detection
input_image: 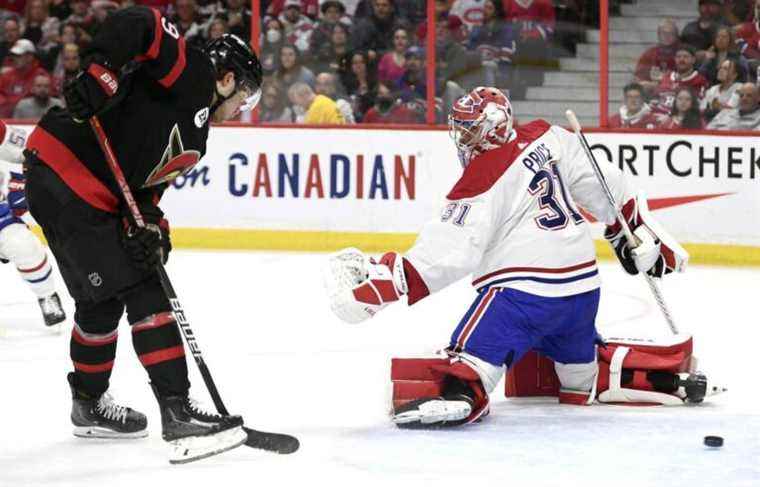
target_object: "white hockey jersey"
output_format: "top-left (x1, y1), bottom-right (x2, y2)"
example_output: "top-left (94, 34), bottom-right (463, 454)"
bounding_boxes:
top-left (405, 120), bottom-right (634, 301)
top-left (0, 121), bottom-right (28, 205)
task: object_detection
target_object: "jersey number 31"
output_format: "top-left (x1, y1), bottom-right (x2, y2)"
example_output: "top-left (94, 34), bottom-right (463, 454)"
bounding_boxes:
top-left (528, 163), bottom-right (583, 230)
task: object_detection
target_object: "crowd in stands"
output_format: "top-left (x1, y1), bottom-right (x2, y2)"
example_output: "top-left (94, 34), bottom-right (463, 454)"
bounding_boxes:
top-left (613, 0), bottom-right (760, 131)
top-left (0, 0), bottom-right (758, 131)
top-left (0, 0), bottom-right (596, 123)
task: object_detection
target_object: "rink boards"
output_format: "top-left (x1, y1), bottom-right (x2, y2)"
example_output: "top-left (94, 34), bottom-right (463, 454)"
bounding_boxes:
top-left (10, 123), bottom-right (760, 266)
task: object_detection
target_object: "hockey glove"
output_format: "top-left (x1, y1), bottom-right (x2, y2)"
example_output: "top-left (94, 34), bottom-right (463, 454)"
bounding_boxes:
top-left (605, 195), bottom-right (688, 278)
top-left (121, 203), bottom-right (171, 270)
top-left (64, 56), bottom-right (119, 122)
top-left (324, 248), bottom-right (408, 324)
top-left (7, 171), bottom-right (27, 217)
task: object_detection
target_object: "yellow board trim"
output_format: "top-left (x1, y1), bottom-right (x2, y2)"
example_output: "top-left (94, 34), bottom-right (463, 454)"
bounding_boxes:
top-left (30, 226), bottom-right (760, 266)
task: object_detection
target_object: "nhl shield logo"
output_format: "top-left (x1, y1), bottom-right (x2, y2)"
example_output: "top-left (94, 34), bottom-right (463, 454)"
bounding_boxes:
top-left (88, 272), bottom-right (103, 287)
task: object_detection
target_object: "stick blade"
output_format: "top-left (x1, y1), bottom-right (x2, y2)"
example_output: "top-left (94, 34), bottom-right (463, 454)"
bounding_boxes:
top-left (565, 110), bottom-right (582, 133)
top-left (243, 426), bottom-right (300, 454)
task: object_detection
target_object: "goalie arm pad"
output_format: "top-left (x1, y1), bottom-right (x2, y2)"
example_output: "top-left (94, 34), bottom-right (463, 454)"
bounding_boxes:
top-left (323, 248), bottom-right (429, 324)
top-left (604, 194), bottom-right (689, 277)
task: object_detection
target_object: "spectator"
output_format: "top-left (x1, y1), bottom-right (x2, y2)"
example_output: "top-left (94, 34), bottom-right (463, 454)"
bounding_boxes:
top-left (502, 0), bottom-right (555, 86)
top-left (396, 45), bottom-right (425, 101)
top-left (12, 73), bottom-right (63, 119)
top-left (353, 0), bottom-right (425, 24)
top-left (707, 82), bottom-right (760, 129)
top-left (652, 45), bottom-right (709, 113)
top-left (52, 42), bottom-right (80, 93)
top-left (315, 71), bottom-right (355, 123)
top-left (698, 26), bottom-right (748, 84)
top-left (224, 0), bottom-right (252, 42)
top-left (311, 22), bottom-right (352, 73)
top-left (340, 50), bottom-right (376, 119)
top-left (725, 0), bottom-right (754, 25)
top-left (49, 0), bottom-right (72, 21)
top-left (21, 0), bottom-right (61, 51)
top-left (274, 44), bottom-right (316, 90)
top-left (701, 58), bottom-right (743, 121)
top-left (260, 81), bottom-right (295, 123)
top-left (450, 0), bottom-right (487, 34)
top-left (350, 0), bottom-right (409, 61)
top-left (363, 80), bottom-right (420, 123)
top-left (279, 0), bottom-right (314, 53)
top-left (261, 17), bottom-right (286, 75)
top-left (309, 1), bottom-right (352, 58)
top-left (659, 88), bottom-right (704, 129)
top-left (65, 0), bottom-right (97, 39)
top-left (609, 82), bottom-right (660, 129)
top-left (170, 0), bottom-right (205, 47)
top-left (680, 0), bottom-right (725, 55)
top-left (377, 27), bottom-right (409, 84)
top-left (206, 15), bottom-right (228, 42)
top-left (635, 19), bottom-right (681, 93)
top-left (421, 16), bottom-right (481, 91)
top-left (468, 0), bottom-right (516, 88)
top-left (267, 0), bottom-right (320, 20)
top-left (736, 0), bottom-right (760, 76)
top-left (288, 81), bottom-right (346, 124)
top-left (0, 39), bottom-right (50, 117)
top-left (0, 17), bottom-right (21, 67)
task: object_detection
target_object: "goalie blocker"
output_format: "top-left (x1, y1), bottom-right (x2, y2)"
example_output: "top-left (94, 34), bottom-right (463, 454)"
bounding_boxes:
top-left (391, 334), bottom-right (726, 427)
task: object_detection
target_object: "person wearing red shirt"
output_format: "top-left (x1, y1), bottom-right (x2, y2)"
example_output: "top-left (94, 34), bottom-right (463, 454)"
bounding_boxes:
top-left (609, 82), bottom-right (661, 129)
top-left (658, 87), bottom-right (704, 130)
top-left (736, 0), bottom-right (760, 80)
top-left (635, 19), bottom-right (681, 93)
top-left (652, 45), bottom-right (709, 114)
top-left (0, 39), bottom-right (50, 117)
top-left (502, 0), bottom-right (555, 86)
top-left (502, 0), bottom-right (554, 40)
top-left (363, 81), bottom-right (422, 124)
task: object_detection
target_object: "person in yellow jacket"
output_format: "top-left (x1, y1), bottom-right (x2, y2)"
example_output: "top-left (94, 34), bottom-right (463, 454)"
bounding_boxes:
top-left (288, 82), bottom-right (346, 124)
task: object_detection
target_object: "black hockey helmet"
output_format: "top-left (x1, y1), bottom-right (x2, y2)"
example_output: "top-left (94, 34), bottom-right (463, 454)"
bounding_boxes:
top-left (205, 34), bottom-right (263, 111)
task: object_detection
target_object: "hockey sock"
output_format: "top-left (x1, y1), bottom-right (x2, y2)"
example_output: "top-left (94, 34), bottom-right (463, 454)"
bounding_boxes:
top-left (70, 323), bottom-right (118, 397)
top-left (18, 254), bottom-right (55, 297)
top-left (131, 312), bottom-right (190, 396)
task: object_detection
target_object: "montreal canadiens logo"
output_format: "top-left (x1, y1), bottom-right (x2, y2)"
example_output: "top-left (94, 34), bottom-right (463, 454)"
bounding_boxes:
top-left (144, 124), bottom-right (201, 187)
top-left (454, 90), bottom-right (484, 115)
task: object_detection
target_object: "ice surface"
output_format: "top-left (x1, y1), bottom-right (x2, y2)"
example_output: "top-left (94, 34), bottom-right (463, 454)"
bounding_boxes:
top-left (1, 251), bottom-right (758, 487)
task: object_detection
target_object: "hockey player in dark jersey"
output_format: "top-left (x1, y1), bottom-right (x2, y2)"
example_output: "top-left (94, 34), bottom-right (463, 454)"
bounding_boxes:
top-left (23, 6), bottom-right (263, 463)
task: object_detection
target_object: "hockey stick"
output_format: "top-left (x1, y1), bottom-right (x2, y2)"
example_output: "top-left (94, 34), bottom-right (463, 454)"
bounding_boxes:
top-left (89, 115), bottom-right (299, 454)
top-left (564, 110), bottom-right (679, 335)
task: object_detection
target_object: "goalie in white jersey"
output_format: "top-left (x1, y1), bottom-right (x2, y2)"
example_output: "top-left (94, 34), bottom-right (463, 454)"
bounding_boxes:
top-left (0, 120), bottom-right (65, 328)
top-left (325, 87), bottom-right (725, 428)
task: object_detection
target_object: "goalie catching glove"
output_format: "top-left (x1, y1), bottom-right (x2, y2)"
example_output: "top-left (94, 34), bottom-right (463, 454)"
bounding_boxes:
top-left (605, 194), bottom-right (688, 278)
top-left (323, 248), bottom-right (410, 324)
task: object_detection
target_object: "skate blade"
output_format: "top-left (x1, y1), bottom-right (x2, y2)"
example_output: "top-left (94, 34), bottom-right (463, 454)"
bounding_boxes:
top-left (393, 399), bottom-right (471, 425)
top-left (73, 426), bottom-right (148, 439)
top-left (168, 426), bottom-right (247, 465)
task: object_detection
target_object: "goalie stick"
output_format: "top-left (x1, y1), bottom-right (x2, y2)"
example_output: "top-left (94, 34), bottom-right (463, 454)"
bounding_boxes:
top-left (564, 110), bottom-right (679, 335)
top-left (89, 115), bottom-right (299, 455)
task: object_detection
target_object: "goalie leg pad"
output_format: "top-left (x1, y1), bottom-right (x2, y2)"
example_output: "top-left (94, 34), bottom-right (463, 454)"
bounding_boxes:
top-left (390, 353), bottom-right (496, 427)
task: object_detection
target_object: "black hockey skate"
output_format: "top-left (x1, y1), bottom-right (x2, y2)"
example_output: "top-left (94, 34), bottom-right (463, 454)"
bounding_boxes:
top-left (68, 373), bottom-right (148, 439)
top-left (152, 386), bottom-right (247, 464)
top-left (38, 292), bottom-right (66, 327)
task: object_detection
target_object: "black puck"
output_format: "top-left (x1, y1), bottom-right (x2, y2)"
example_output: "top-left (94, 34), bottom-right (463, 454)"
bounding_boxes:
top-left (704, 436), bottom-right (723, 447)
